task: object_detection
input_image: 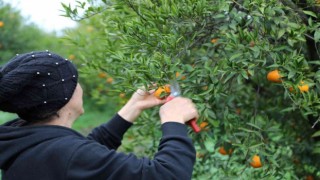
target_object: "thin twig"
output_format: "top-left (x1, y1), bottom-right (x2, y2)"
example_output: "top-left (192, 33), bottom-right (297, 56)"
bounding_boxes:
top-left (238, 149), bottom-right (249, 175)
top-left (312, 116), bottom-right (320, 128)
top-left (70, 7), bottom-right (109, 22)
top-left (129, 32), bottom-right (154, 47)
top-left (314, 41), bottom-right (320, 59)
top-left (279, 0), bottom-right (308, 24)
top-left (126, 0), bottom-right (148, 22)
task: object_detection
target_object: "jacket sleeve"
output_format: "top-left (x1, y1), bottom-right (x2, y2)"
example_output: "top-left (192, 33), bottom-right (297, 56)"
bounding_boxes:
top-left (87, 113), bottom-right (132, 150)
top-left (66, 122), bottom-right (196, 180)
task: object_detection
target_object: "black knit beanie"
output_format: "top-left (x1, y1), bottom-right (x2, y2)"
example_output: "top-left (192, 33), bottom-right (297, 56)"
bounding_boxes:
top-left (0, 51), bottom-right (78, 122)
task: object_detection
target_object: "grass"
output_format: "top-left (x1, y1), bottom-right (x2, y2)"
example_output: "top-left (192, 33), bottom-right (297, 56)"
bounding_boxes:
top-left (0, 111), bottom-right (18, 124)
top-left (72, 99), bottom-right (118, 135)
top-left (72, 98), bottom-right (120, 135)
top-left (72, 106), bottom-right (116, 135)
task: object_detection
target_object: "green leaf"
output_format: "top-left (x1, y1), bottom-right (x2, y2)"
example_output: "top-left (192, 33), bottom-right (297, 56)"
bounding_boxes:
top-left (246, 123), bottom-right (261, 130)
top-left (240, 70), bottom-right (249, 79)
top-left (287, 70), bottom-right (296, 79)
top-left (312, 130), bottom-right (320, 138)
top-left (238, 127), bottom-right (257, 133)
top-left (312, 143), bottom-right (320, 154)
top-left (287, 22), bottom-right (300, 29)
top-left (277, 29), bottom-right (285, 39)
top-left (309, 61), bottom-right (320, 65)
top-left (204, 140), bottom-right (215, 153)
top-left (249, 143), bottom-right (264, 149)
top-left (223, 72), bottom-right (236, 84)
top-left (198, 84), bottom-right (213, 95)
top-left (207, 110), bottom-right (216, 119)
top-left (230, 53), bottom-right (242, 61)
top-left (280, 107), bottom-right (295, 113)
top-left (288, 39), bottom-right (295, 46)
top-left (303, 10), bottom-right (317, 18)
top-left (314, 30), bottom-right (320, 42)
top-left (212, 120), bottom-right (220, 127)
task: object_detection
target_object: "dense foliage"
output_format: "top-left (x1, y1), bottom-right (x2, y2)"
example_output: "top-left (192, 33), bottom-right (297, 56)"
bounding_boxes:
top-left (52, 0), bottom-right (320, 179)
top-left (1, 0), bottom-right (320, 178)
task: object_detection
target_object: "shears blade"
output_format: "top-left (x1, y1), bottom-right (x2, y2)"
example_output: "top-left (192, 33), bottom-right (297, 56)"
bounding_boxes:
top-left (169, 79), bottom-right (181, 97)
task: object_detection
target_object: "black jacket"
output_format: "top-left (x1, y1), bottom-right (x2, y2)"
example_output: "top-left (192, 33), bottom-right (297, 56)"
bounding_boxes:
top-left (0, 114), bottom-right (196, 180)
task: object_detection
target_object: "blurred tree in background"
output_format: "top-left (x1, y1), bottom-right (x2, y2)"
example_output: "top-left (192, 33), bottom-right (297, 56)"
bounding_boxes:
top-left (0, 0), bottom-right (117, 136)
top-left (0, 0), bottom-right (70, 65)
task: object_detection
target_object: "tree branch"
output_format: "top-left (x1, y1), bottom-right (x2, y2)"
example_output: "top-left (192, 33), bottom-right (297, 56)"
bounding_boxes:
top-left (279, 0), bottom-right (308, 24)
top-left (280, 0), bottom-right (320, 61)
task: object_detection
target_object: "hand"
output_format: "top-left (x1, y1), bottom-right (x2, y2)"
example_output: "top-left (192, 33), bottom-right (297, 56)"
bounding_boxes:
top-left (130, 88), bottom-right (167, 110)
top-left (159, 97), bottom-right (198, 124)
top-left (118, 88), bottom-right (166, 123)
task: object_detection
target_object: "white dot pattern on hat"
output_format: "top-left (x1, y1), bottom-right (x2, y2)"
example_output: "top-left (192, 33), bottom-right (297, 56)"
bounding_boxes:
top-left (0, 50), bottom-right (78, 119)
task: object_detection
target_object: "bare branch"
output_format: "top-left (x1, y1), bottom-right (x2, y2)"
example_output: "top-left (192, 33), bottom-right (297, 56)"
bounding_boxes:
top-left (279, 0), bottom-right (308, 24)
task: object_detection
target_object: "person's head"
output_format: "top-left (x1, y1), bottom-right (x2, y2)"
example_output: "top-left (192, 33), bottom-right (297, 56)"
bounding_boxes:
top-left (0, 50), bottom-right (83, 122)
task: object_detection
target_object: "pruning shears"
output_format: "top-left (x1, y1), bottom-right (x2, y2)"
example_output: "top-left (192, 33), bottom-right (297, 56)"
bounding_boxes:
top-left (165, 79), bottom-right (201, 133)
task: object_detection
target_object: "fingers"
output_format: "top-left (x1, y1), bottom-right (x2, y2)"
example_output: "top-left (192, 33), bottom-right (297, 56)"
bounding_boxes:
top-left (148, 89), bottom-right (155, 94)
top-left (136, 83), bottom-right (157, 96)
top-left (154, 98), bottom-right (167, 106)
top-left (136, 83), bottom-right (170, 98)
top-left (159, 97), bottom-right (198, 124)
top-left (180, 98), bottom-right (198, 121)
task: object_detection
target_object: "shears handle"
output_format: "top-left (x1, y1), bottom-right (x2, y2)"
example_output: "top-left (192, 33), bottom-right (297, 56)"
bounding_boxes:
top-left (166, 95), bottom-right (201, 133)
top-left (165, 96), bottom-right (175, 102)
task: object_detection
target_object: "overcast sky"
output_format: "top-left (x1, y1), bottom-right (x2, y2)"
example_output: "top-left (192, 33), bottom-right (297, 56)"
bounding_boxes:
top-left (2, 0), bottom-right (78, 34)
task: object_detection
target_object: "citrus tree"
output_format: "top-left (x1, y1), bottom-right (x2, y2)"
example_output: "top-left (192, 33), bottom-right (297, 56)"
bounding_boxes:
top-left (63, 0), bottom-right (320, 178)
top-left (0, 0), bottom-right (69, 65)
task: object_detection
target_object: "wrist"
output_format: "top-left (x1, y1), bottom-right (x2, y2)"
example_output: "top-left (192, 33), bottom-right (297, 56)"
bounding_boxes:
top-left (118, 100), bottom-right (142, 123)
top-left (160, 115), bottom-right (185, 124)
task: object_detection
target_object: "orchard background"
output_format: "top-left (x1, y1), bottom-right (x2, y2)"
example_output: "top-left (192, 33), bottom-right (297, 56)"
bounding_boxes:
top-left (1, 0), bottom-right (320, 179)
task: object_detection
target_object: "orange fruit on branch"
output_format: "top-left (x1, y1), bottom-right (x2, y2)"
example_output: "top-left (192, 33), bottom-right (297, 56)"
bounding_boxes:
top-left (201, 86), bottom-right (208, 91)
top-left (288, 86), bottom-right (294, 92)
top-left (288, 81), bottom-right (309, 93)
top-left (298, 81), bottom-right (309, 92)
top-left (119, 93), bottom-right (126, 98)
top-left (106, 77), bottom-right (113, 84)
top-left (250, 155), bottom-right (262, 168)
top-left (154, 84), bottom-right (171, 99)
top-left (218, 146), bottom-right (233, 155)
top-left (305, 175), bottom-right (314, 180)
top-left (68, 54), bottom-right (76, 60)
top-left (249, 40), bottom-right (255, 47)
top-left (267, 69), bottom-right (282, 83)
top-left (196, 152), bottom-right (205, 158)
top-left (175, 72), bottom-right (186, 80)
top-left (236, 108), bottom-right (241, 115)
top-left (98, 72), bottom-right (107, 78)
top-left (164, 84), bottom-right (171, 94)
top-left (86, 26), bottom-right (94, 32)
top-left (199, 122), bottom-right (208, 129)
top-left (211, 38), bottom-right (218, 43)
top-left (0, 21), bottom-right (4, 28)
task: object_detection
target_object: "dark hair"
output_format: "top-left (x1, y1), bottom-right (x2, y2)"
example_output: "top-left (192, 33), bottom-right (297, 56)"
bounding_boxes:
top-left (17, 107), bottom-right (60, 122)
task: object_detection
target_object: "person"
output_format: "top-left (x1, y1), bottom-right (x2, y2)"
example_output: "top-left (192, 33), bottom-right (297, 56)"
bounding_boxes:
top-left (0, 51), bottom-right (199, 180)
